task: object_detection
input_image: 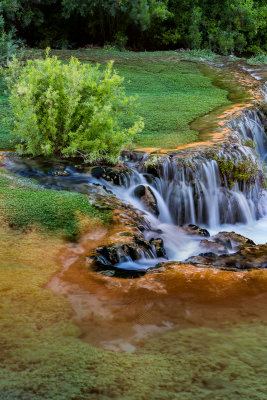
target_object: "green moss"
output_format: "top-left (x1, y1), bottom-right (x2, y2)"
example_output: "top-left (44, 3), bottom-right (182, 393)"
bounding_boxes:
top-left (143, 155), bottom-right (163, 168)
top-left (0, 171), bottom-right (111, 239)
top-left (243, 139), bottom-right (257, 150)
top-left (214, 154), bottom-right (259, 187)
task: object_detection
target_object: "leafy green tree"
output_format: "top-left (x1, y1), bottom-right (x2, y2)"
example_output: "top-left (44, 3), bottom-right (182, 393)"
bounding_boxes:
top-left (4, 54), bottom-right (143, 162)
top-left (0, 0), bottom-right (266, 54)
top-left (188, 6), bottom-right (202, 49)
top-left (62, 0), bottom-right (170, 45)
top-left (0, 3), bottom-right (20, 65)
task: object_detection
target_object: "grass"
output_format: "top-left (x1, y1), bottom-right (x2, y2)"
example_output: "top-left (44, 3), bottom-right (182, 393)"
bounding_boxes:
top-left (78, 50), bottom-right (229, 149)
top-left (115, 59), bottom-right (229, 148)
top-left (0, 49), bottom-right (230, 150)
top-left (0, 172), bottom-right (111, 240)
top-left (179, 49), bottom-right (219, 62)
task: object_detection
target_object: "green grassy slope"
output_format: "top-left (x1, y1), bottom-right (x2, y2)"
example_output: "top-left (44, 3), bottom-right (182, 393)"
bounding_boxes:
top-left (115, 60), bottom-right (229, 148)
top-left (0, 50), bottom-right (230, 151)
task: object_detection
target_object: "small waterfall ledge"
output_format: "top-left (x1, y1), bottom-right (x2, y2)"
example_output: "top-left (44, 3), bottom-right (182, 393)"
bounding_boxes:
top-left (136, 108), bottom-right (267, 228)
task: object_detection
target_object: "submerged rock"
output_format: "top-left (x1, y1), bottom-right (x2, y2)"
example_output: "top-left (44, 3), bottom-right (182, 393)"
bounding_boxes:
top-left (48, 168), bottom-right (70, 176)
top-left (133, 185), bottom-right (159, 216)
top-left (199, 239), bottom-right (228, 254)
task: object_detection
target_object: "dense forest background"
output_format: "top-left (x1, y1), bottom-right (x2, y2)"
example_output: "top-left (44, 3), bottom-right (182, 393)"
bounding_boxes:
top-left (0, 0), bottom-right (266, 55)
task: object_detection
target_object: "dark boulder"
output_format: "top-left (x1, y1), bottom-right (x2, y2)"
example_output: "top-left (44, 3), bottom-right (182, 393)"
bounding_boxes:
top-left (181, 224), bottom-right (210, 237)
top-left (91, 166), bottom-right (129, 186)
top-left (186, 244), bottom-right (267, 270)
top-left (133, 185), bottom-right (159, 216)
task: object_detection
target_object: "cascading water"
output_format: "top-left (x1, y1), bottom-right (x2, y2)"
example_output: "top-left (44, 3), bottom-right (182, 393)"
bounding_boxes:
top-left (96, 106), bottom-right (267, 268)
top-left (3, 91), bottom-right (267, 272)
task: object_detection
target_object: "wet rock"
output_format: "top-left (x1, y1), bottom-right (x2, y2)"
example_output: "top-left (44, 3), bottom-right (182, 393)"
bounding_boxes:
top-left (92, 235), bottom-right (155, 278)
top-left (138, 225), bottom-right (145, 232)
top-left (149, 238), bottom-right (168, 259)
top-left (199, 239), bottom-right (228, 254)
top-left (133, 185), bottom-right (159, 216)
top-left (91, 166), bottom-right (130, 186)
top-left (181, 224), bottom-right (210, 237)
top-left (186, 252), bottom-right (218, 265)
top-left (120, 150), bottom-right (147, 163)
top-left (210, 231), bottom-right (255, 251)
top-left (186, 244), bottom-right (267, 270)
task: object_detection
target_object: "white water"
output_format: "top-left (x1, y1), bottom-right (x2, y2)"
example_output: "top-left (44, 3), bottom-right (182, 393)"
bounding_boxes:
top-left (97, 101), bottom-right (267, 269)
top-left (4, 80), bottom-right (267, 271)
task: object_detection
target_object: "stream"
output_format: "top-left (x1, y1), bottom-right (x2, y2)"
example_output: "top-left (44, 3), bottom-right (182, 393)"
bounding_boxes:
top-left (3, 65), bottom-right (267, 275)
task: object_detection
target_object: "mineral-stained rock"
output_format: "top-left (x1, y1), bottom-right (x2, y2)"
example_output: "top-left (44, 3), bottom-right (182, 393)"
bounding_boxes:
top-left (133, 185), bottom-right (159, 216)
top-left (181, 224), bottom-right (210, 237)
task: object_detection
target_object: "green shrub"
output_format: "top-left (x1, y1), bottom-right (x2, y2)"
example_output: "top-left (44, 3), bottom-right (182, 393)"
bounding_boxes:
top-left (247, 54), bottom-right (267, 65)
top-left (0, 30), bottom-right (20, 66)
top-left (0, 6), bottom-right (20, 66)
top-left (180, 49), bottom-right (218, 62)
top-left (4, 53), bottom-right (144, 163)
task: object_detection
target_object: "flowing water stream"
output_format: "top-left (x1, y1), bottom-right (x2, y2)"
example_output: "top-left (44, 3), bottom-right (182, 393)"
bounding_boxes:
top-left (4, 102), bottom-right (267, 274)
top-left (3, 66), bottom-right (267, 275)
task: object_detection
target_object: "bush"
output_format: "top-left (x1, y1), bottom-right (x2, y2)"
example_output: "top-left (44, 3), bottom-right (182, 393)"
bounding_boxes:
top-left (4, 53), bottom-right (144, 163)
top-left (247, 54), bottom-right (267, 65)
top-left (0, 30), bottom-right (19, 66)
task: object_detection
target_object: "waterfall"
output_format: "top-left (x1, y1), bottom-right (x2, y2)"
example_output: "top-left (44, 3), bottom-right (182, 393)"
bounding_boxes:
top-left (127, 109), bottom-right (267, 229)
top-left (229, 110), bottom-right (267, 162)
top-left (3, 100), bottom-right (267, 269)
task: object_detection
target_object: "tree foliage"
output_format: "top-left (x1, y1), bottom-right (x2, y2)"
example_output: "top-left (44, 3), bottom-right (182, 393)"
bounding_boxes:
top-left (4, 54), bottom-right (143, 162)
top-left (0, 0), bottom-right (266, 54)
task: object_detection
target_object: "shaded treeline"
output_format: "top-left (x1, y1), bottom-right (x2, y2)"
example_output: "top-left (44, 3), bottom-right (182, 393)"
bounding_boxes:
top-left (1, 0), bottom-right (267, 54)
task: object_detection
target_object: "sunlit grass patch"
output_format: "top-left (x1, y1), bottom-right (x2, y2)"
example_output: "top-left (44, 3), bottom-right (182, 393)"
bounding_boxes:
top-left (0, 171), bottom-right (111, 239)
top-left (21, 49), bottom-right (230, 150)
